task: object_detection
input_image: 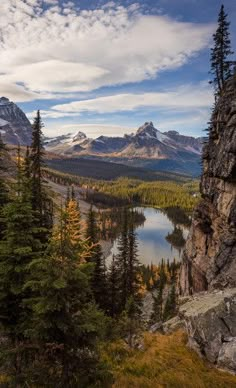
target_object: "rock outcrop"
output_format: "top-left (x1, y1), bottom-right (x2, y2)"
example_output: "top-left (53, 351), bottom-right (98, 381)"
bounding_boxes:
top-left (0, 97), bottom-right (32, 146)
top-left (162, 289), bottom-right (236, 374)
top-left (180, 75), bottom-right (236, 294)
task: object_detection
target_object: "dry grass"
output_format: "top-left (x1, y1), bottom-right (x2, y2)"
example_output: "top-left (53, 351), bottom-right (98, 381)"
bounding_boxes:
top-left (102, 331), bottom-right (236, 388)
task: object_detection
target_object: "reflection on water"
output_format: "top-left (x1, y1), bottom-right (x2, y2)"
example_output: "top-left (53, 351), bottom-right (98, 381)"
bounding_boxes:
top-left (107, 207), bottom-right (190, 265)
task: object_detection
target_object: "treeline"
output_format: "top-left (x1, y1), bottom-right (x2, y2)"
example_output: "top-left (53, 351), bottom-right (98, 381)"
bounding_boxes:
top-left (96, 208), bottom-right (145, 241)
top-left (0, 115), bottom-right (146, 386)
top-left (88, 178), bottom-right (199, 211)
top-left (44, 166), bottom-right (199, 211)
top-left (143, 259), bottom-right (180, 323)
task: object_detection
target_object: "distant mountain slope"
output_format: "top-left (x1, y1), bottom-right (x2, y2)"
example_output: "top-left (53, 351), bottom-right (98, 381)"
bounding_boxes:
top-left (45, 122), bottom-right (203, 176)
top-left (0, 97), bottom-right (203, 177)
top-left (45, 122), bottom-right (203, 159)
top-left (0, 97), bottom-right (32, 145)
top-left (46, 157), bottom-right (190, 182)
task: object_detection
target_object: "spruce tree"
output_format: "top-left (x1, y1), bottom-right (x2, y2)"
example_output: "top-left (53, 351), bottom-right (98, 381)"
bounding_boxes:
top-left (150, 286), bottom-right (163, 323)
top-left (86, 205), bottom-right (98, 251)
top-left (210, 5), bottom-right (234, 95)
top-left (116, 208), bottom-right (129, 312)
top-left (115, 209), bottom-right (142, 316)
top-left (107, 255), bottom-right (120, 318)
top-left (30, 110), bottom-right (53, 233)
top-left (127, 214), bottom-right (142, 310)
top-left (0, 149), bottom-right (42, 384)
top-left (86, 205), bottom-right (107, 311)
top-left (118, 296), bottom-right (142, 348)
top-left (25, 206), bottom-right (107, 386)
top-left (0, 135), bottom-right (8, 240)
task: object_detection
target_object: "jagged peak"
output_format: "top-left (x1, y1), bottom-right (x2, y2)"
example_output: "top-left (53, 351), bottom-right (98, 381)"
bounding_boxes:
top-left (71, 131), bottom-right (87, 142)
top-left (0, 97), bottom-right (11, 106)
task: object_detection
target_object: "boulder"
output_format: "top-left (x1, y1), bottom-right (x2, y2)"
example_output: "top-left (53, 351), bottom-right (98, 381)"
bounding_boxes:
top-left (176, 288), bottom-right (236, 373)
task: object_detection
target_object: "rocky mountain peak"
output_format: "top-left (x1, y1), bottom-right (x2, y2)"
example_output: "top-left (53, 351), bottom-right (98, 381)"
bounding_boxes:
top-left (0, 97), bottom-right (10, 105)
top-left (180, 75), bottom-right (236, 294)
top-left (71, 131), bottom-right (87, 142)
top-left (136, 121), bottom-right (157, 137)
top-left (136, 121), bottom-right (169, 143)
top-left (0, 97), bottom-right (32, 145)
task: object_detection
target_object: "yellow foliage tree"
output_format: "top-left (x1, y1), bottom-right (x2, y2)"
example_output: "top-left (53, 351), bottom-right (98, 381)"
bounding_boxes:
top-left (53, 199), bottom-right (91, 263)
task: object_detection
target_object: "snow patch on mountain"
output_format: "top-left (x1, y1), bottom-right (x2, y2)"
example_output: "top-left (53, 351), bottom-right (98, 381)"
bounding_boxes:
top-left (0, 97), bottom-right (32, 145)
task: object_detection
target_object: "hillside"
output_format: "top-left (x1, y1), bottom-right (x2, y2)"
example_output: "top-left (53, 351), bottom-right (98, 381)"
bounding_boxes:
top-left (103, 331), bottom-right (236, 387)
top-left (45, 157), bottom-right (190, 182)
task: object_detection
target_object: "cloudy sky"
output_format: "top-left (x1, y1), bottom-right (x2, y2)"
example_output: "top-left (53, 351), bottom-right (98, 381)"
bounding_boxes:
top-left (0, 0), bottom-right (235, 138)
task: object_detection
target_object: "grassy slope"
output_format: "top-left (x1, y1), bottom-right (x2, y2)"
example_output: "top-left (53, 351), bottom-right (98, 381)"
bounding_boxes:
top-left (102, 331), bottom-right (236, 388)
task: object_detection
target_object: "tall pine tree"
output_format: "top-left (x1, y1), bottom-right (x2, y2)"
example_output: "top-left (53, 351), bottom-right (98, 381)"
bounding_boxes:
top-left (30, 110), bottom-right (53, 233)
top-left (86, 205), bottom-right (107, 311)
top-left (210, 5), bottom-right (234, 95)
top-left (25, 205), bottom-right (107, 386)
top-left (0, 148), bottom-right (42, 385)
top-left (107, 255), bottom-right (120, 318)
top-left (0, 135), bottom-right (8, 240)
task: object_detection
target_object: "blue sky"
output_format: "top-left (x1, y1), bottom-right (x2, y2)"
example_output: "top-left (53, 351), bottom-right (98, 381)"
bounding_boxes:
top-left (0, 0), bottom-right (235, 138)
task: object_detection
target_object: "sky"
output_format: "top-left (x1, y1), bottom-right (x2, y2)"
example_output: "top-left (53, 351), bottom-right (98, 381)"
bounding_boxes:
top-left (0, 0), bottom-right (236, 138)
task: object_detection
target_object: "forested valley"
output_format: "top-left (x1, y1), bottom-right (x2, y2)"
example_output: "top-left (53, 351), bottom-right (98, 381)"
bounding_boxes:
top-left (0, 112), bottom-right (183, 387)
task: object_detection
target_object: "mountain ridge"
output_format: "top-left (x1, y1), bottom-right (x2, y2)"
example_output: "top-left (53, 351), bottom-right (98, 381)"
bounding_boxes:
top-left (44, 121), bottom-right (203, 159)
top-left (0, 98), bottom-right (203, 176)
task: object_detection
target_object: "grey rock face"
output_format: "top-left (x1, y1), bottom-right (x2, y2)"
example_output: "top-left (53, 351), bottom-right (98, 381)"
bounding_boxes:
top-left (0, 97), bottom-right (32, 146)
top-left (180, 75), bottom-right (236, 294)
top-left (179, 289), bottom-right (236, 365)
top-left (218, 338), bottom-right (236, 372)
top-left (163, 289), bottom-right (236, 373)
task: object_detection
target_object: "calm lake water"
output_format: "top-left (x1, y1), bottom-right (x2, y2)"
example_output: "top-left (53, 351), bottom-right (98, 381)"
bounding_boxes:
top-left (107, 207), bottom-right (190, 265)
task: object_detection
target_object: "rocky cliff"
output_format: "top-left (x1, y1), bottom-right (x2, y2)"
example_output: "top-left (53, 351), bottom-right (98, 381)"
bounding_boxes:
top-left (0, 97), bottom-right (32, 146)
top-left (180, 75), bottom-right (236, 294)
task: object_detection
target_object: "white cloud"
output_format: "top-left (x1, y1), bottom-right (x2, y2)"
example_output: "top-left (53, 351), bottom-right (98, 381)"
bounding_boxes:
top-left (51, 83), bottom-right (213, 114)
top-left (0, 0), bottom-right (214, 102)
top-left (58, 123), bottom-right (136, 138)
top-left (27, 109), bottom-right (81, 119)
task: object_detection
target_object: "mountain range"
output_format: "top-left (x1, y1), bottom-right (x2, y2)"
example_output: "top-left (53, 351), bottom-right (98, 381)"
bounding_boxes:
top-left (44, 122), bottom-right (203, 157)
top-left (45, 122), bottom-right (203, 175)
top-left (0, 97), bottom-right (204, 176)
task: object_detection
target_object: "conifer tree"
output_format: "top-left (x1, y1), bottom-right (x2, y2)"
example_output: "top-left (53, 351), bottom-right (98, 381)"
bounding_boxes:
top-left (116, 208), bottom-right (129, 311)
top-left (107, 255), bottom-right (120, 318)
top-left (127, 214), bottom-right (142, 310)
top-left (159, 259), bottom-right (167, 290)
top-left (86, 205), bottom-right (98, 250)
top-left (66, 185), bottom-right (70, 205)
top-left (23, 145), bottom-right (31, 180)
top-left (86, 205), bottom-right (107, 310)
top-left (0, 135), bottom-right (8, 239)
top-left (30, 110), bottom-right (53, 232)
top-left (0, 149), bottom-right (42, 384)
top-left (210, 5), bottom-right (234, 95)
top-left (150, 286), bottom-right (163, 323)
top-left (25, 206), bottom-right (106, 386)
top-left (118, 296), bottom-right (142, 348)
top-left (115, 209), bottom-right (142, 316)
top-left (71, 184), bottom-right (75, 200)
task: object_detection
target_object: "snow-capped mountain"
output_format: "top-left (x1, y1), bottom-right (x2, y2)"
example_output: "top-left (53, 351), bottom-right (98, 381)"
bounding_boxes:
top-left (0, 97), bottom-right (32, 145)
top-left (45, 121), bottom-right (203, 158)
